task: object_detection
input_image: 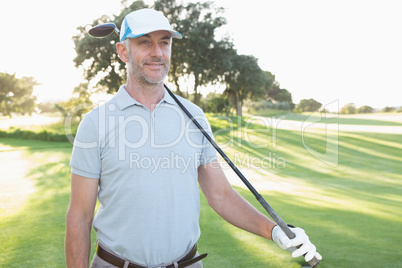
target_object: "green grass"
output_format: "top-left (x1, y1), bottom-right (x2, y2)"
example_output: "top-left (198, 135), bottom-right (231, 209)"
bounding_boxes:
top-left (0, 114), bottom-right (79, 142)
top-left (0, 139), bottom-right (73, 267)
top-left (278, 112), bottom-right (402, 126)
top-left (203, 114), bottom-right (402, 267)
top-left (1, 112), bottom-right (401, 267)
top-left (243, 110), bottom-right (402, 126)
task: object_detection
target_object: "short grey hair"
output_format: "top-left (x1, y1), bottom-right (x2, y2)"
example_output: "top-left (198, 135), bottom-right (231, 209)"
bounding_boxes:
top-left (124, 39), bottom-right (130, 53)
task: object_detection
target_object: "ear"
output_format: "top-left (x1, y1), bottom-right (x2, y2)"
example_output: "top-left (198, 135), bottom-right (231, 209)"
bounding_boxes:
top-left (116, 42), bottom-right (128, 63)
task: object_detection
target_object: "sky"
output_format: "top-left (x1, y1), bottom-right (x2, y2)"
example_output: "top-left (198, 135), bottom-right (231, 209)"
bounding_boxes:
top-left (1, 0), bottom-right (401, 110)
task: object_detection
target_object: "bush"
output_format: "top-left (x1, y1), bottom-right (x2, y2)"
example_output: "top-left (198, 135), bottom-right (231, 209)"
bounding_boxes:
top-left (244, 99), bottom-right (293, 112)
top-left (340, 103), bottom-right (357, 114)
top-left (357, 105), bottom-right (374, 113)
top-left (295, 98), bottom-right (322, 112)
top-left (1, 127), bottom-right (75, 142)
top-left (382, 106), bottom-right (397, 113)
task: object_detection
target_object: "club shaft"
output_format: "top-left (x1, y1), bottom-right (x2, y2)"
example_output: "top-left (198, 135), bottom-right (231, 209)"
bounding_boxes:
top-left (164, 84), bottom-right (319, 267)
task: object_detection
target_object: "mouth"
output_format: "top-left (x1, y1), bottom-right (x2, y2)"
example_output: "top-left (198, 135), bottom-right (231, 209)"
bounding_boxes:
top-left (145, 61), bottom-right (165, 70)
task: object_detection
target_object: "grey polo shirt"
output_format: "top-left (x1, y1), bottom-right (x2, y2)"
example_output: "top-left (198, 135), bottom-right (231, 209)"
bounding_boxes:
top-left (70, 85), bottom-right (217, 266)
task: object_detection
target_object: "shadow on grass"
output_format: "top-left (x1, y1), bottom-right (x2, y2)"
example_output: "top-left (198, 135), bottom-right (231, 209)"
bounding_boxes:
top-left (0, 139), bottom-right (74, 267)
top-left (281, 113), bottom-right (402, 126)
top-left (205, 115), bottom-right (402, 267)
top-left (199, 187), bottom-right (302, 268)
top-left (199, 183), bottom-right (402, 268)
top-left (209, 116), bottom-right (402, 215)
top-left (261, 189), bottom-right (402, 268)
top-left (0, 137), bottom-right (302, 268)
top-left (1, 118), bottom-right (401, 268)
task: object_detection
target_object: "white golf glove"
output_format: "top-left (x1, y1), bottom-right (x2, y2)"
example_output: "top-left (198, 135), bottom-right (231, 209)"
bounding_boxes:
top-left (271, 225), bottom-right (322, 262)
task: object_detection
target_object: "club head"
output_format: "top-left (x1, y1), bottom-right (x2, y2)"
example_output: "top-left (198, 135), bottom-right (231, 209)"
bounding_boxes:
top-left (88, 23), bottom-right (120, 38)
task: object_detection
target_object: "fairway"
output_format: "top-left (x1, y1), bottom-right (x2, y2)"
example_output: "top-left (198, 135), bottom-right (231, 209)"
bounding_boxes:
top-left (0, 113), bottom-right (401, 267)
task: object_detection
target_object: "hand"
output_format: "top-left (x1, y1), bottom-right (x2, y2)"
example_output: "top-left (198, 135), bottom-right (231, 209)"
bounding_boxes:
top-left (271, 225), bottom-right (322, 262)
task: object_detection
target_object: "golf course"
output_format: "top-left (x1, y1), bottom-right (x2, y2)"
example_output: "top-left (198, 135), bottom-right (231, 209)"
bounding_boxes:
top-left (0, 112), bottom-right (401, 267)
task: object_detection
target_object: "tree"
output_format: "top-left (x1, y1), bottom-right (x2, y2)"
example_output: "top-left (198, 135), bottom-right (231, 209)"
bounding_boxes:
top-left (224, 54), bottom-right (266, 116)
top-left (263, 71), bottom-right (294, 109)
top-left (296, 98), bottom-right (322, 112)
top-left (37, 101), bottom-right (60, 113)
top-left (357, 105), bottom-right (374, 114)
top-left (0, 72), bottom-right (37, 117)
top-left (155, 0), bottom-right (232, 101)
top-left (166, 1), bottom-right (230, 104)
top-left (202, 92), bottom-right (230, 116)
top-left (382, 106), bottom-right (397, 113)
top-left (56, 83), bottom-right (94, 121)
top-left (340, 103), bottom-right (356, 114)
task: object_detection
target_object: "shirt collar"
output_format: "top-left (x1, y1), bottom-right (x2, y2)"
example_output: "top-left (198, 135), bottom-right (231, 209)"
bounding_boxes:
top-left (115, 85), bottom-right (177, 111)
top-left (160, 86), bottom-right (176, 106)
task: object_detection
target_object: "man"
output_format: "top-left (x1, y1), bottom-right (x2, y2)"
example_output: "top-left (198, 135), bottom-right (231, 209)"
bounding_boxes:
top-left (65, 8), bottom-right (322, 268)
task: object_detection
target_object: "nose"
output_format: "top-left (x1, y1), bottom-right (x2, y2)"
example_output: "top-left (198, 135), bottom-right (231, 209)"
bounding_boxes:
top-left (150, 43), bottom-right (163, 58)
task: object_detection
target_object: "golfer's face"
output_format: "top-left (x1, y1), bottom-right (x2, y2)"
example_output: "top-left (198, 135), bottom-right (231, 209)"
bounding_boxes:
top-left (127, 30), bottom-right (172, 85)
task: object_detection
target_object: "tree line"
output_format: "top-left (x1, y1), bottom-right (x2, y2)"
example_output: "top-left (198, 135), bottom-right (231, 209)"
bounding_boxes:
top-left (295, 99), bottom-right (401, 114)
top-left (1, 0), bottom-right (400, 118)
top-left (72, 0), bottom-right (293, 116)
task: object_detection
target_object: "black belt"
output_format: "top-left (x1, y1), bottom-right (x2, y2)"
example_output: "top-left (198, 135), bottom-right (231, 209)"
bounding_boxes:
top-left (96, 243), bottom-right (208, 268)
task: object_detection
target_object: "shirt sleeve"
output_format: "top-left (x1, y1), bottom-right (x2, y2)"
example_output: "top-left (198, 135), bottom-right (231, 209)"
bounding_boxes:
top-left (70, 113), bottom-right (101, 179)
top-left (198, 114), bottom-right (218, 165)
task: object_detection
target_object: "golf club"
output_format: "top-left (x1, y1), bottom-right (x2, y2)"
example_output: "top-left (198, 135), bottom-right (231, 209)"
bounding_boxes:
top-left (165, 84), bottom-right (320, 268)
top-left (88, 23), bottom-right (320, 268)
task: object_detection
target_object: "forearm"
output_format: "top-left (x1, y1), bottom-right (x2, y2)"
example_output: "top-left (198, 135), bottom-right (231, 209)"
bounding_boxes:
top-left (65, 210), bottom-right (93, 268)
top-left (209, 187), bottom-right (276, 240)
